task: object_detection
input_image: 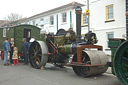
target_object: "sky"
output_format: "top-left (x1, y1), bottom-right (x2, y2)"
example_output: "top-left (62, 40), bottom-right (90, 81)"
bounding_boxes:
top-left (0, 0), bottom-right (90, 20)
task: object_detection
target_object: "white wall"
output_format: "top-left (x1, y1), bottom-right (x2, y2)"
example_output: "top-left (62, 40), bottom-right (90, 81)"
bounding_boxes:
top-left (57, 9), bottom-right (72, 31)
top-left (95, 27), bottom-right (126, 54)
top-left (80, 0), bottom-right (126, 55)
top-left (27, 9), bottom-right (74, 34)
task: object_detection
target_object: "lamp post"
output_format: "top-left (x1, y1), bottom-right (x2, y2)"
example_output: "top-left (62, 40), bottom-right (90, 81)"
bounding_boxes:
top-left (87, 0), bottom-right (90, 32)
top-left (75, 6), bottom-right (82, 43)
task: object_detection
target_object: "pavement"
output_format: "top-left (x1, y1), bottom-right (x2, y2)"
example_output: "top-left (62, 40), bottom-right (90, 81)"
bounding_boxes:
top-left (0, 59), bottom-right (121, 85)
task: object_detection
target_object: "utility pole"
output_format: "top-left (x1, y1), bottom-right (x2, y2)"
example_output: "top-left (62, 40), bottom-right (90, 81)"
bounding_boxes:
top-left (87, 0), bottom-right (90, 32)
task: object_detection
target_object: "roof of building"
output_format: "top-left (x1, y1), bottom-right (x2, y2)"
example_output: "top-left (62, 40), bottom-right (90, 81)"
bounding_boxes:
top-left (0, 21), bottom-right (11, 27)
top-left (0, 24), bottom-right (41, 30)
top-left (27, 2), bottom-right (85, 20)
top-left (16, 18), bottom-right (27, 24)
top-left (0, 20), bottom-right (6, 24)
top-left (0, 18), bottom-right (27, 28)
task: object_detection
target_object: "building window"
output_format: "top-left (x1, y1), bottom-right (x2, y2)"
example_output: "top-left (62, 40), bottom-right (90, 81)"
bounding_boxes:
top-left (33, 20), bottom-right (35, 25)
top-left (40, 18), bottom-right (44, 21)
top-left (25, 22), bottom-right (27, 24)
top-left (27, 21), bottom-right (30, 24)
top-left (107, 33), bottom-right (114, 39)
top-left (62, 12), bottom-right (67, 23)
top-left (82, 13), bottom-right (88, 26)
top-left (50, 16), bottom-right (54, 25)
top-left (106, 4), bottom-right (114, 21)
top-left (3, 28), bottom-right (6, 37)
top-left (107, 32), bottom-right (114, 47)
top-left (36, 24), bottom-right (38, 26)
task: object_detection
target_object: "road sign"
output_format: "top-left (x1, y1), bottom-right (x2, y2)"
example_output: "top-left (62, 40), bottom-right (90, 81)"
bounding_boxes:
top-left (85, 9), bottom-right (90, 16)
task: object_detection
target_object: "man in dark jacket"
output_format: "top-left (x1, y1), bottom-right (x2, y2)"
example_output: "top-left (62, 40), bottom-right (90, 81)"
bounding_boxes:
top-left (22, 38), bottom-right (29, 65)
top-left (3, 38), bottom-right (11, 66)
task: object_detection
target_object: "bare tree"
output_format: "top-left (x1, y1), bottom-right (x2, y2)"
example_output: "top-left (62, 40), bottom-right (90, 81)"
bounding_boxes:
top-left (4, 13), bottom-right (22, 21)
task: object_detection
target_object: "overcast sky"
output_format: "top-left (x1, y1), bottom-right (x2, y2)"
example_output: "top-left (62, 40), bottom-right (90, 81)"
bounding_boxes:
top-left (0, 0), bottom-right (93, 20)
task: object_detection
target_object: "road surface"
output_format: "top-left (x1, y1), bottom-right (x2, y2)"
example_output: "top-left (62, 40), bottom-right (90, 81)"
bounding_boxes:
top-left (0, 60), bottom-right (121, 85)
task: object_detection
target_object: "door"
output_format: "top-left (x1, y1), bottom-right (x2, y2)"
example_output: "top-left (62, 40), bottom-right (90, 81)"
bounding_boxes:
top-left (24, 29), bottom-right (31, 42)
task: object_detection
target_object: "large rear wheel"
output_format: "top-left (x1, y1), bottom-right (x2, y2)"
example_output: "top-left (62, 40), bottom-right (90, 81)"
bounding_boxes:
top-left (114, 40), bottom-right (128, 85)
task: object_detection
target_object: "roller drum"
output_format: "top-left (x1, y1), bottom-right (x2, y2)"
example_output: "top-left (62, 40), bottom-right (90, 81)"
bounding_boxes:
top-left (85, 51), bottom-right (108, 76)
top-left (72, 51), bottom-right (108, 77)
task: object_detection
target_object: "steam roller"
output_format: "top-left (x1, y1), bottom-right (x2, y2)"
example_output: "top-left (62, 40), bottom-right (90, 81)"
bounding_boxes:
top-left (29, 40), bottom-right (109, 76)
top-left (29, 6), bottom-right (109, 77)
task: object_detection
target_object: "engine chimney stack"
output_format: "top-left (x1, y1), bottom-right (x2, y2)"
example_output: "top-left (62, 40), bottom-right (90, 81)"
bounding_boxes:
top-left (75, 6), bottom-right (82, 43)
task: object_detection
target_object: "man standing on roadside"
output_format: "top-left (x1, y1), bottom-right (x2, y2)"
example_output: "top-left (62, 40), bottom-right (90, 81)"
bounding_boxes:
top-left (3, 38), bottom-right (11, 66)
top-left (22, 38), bottom-right (29, 65)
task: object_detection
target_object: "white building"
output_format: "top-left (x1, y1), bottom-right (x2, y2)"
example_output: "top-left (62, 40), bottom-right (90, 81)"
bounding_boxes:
top-left (22, 2), bottom-right (84, 33)
top-left (90, 0), bottom-right (126, 54)
top-left (22, 0), bottom-right (126, 55)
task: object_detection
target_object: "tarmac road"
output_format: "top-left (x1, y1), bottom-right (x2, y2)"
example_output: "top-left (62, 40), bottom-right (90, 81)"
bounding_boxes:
top-left (0, 60), bottom-right (121, 85)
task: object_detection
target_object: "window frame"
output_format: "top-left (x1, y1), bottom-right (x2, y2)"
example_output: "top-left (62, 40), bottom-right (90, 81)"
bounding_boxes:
top-left (40, 18), bottom-right (44, 21)
top-left (32, 20), bottom-right (35, 25)
top-left (107, 32), bottom-right (114, 48)
top-left (3, 28), bottom-right (6, 37)
top-left (49, 16), bottom-right (54, 25)
top-left (62, 12), bottom-right (67, 23)
top-left (82, 13), bottom-right (88, 26)
top-left (106, 4), bottom-right (114, 21)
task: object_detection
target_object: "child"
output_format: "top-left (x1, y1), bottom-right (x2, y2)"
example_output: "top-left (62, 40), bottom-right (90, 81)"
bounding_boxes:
top-left (12, 47), bottom-right (19, 65)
